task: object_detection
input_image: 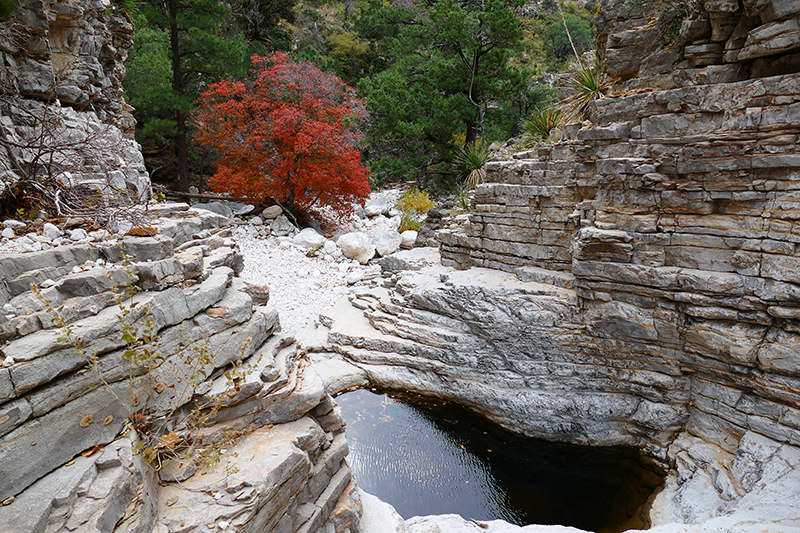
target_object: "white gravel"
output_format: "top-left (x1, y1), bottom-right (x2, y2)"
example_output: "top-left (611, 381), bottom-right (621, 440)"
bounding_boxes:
top-left (237, 188), bottom-right (403, 337)
top-left (236, 230), bottom-right (381, 337)
top-left (0, 189), bottom-right (406, 339)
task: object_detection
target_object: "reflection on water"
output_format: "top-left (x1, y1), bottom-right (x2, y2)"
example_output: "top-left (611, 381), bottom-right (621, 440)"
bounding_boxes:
top-left (337, 389), bottom-right (664, 533)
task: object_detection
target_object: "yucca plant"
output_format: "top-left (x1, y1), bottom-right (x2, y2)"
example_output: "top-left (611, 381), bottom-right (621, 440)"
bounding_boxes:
top-left (560, 58), bottom-right (609, 122)
top-left (454, 143), bottom-right (491, 189)
top-left (523, 106), bottom-right (563, 143)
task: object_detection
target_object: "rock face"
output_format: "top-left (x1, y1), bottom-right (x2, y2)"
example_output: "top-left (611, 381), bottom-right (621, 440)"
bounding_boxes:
top-left (322, 7), bottom-right (800, 530)
top-left (0, 207), bottom-right (360, 533)
top-left (596, 0), bottom-right (800, 93)
top-left (0, 0), bottom-right (150, 209)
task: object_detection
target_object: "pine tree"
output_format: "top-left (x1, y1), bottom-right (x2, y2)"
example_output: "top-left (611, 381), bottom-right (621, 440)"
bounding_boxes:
top-left (126, 0), bottom-right (247, 191)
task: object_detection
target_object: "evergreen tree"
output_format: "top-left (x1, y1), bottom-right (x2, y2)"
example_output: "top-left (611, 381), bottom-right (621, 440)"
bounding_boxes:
top-left (125, 0), bottom-right (247, 191)
top-left (357, 0), bottom-right (526, 184)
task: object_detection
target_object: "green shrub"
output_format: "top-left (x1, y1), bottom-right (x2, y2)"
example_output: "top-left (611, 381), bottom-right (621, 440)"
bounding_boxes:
top-left (523, 106), bottom-right (563, 143)
top-left (658, 1), bottom-right (692, 45)
top-left (543, 15), bottom-right (593, 64)
top-left (453, 143), bottom-right (491, 190)
top-left (0, 0), bottom-right (15, 21)
top-left (397, 187), bottom-right (435, 232)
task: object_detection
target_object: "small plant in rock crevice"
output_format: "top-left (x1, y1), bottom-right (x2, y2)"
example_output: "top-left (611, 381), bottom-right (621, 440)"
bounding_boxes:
top-left (31, 268), bottom-right (260, 474)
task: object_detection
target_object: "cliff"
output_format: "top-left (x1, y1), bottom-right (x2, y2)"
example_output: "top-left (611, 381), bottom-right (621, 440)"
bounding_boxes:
top-left (0, 0), bottom-right (149, 217)
top-left (0, 206), bottom-right (360, 533)
top-left (320, 0), bottom-right (800, 530)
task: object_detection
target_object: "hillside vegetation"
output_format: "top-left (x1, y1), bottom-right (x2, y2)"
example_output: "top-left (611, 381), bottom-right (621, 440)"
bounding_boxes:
top-left (125, 0), bottom-right (598, 211)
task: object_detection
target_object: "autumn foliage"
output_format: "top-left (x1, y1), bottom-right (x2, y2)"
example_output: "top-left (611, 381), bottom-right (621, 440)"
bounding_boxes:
top-left (195, 53), bottom-right (370, 219)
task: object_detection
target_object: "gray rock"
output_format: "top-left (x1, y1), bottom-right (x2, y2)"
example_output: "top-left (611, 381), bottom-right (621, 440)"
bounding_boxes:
top-left (68, 228), bottom-right (88, 241)
top-left (42, 223), bottom-right (62, 241)
top-left (378, 247), bottom-right (441, 273)
top-left (193, 202), bottom-right (233, 218)
top-left (229, 202), bottom-right (254, 216)
top-left (270, 215), bottom-right (296, 237)
top-left (261, 205), bottom-right (283, 219)
top-left (372, 228), bottom-right (403, 257)
top-left (249, 216), bottom-right (263, 226)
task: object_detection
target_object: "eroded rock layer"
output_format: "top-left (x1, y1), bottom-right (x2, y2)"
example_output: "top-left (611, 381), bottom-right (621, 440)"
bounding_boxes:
top-left (321, 7), bottom-right (800, 529)
top-left (0, 207), bottom-right (360, 533)
top-left (0, 0), bottom-right (149, 209)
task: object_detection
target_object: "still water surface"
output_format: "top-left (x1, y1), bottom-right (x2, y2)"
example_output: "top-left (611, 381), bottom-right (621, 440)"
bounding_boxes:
top-left (337, 389), bottom-right (664, 533)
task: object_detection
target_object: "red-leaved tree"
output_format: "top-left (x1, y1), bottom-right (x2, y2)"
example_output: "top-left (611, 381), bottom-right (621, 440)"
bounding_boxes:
top-left (195, 53), bottom-right (370, 221)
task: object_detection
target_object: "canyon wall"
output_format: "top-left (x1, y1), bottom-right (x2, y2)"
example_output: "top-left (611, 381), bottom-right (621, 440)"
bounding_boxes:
top-left (322, 0), bottom-right (800, 529)
top-left (0, 206), bottom-right (360, 533)
top-left (0, 0), bottom-right (149, 211)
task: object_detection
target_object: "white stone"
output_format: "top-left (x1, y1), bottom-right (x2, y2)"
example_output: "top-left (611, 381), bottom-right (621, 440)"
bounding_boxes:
top-left (16, 236), bottom-right (33, 245)
top-left (1, 228), bottom-right (14, 239)
top-left (336, 232), bottom-right (375, 264)
top-left (324, 240), bottom-right (338, 255)
top-left (346, 271), bottom-right (364, 285)
top-left (2, 219), bottom-right (25, 230)
top-left (293, 228), bottom-right (325, 251)
top-left (400, 230), bottom-right (418, 249)
top-left (249, 216), bottom-right (263, 226)
top-left (372, 227), bottom-right (403, 257)
top-left (42, 223), bottom-right (62, 240)
top-left (69, 228), bottom-right (88, 240)
top-left (364, 204), bottom-right (385, 217)
top-left (358, 490), bottom-right (408, 533)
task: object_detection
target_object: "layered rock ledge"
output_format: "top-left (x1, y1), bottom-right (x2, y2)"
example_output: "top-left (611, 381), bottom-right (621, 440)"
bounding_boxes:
top-left (0, 206), bottom-right (359, 533)
top-left (318, 55), bottom-right (800, 533)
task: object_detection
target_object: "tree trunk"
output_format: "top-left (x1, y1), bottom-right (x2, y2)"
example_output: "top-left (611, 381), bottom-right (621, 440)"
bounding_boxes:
top-left (465, 115), bottom-right (478, 146)
top-left (168, 0), bottom-right (189, 192)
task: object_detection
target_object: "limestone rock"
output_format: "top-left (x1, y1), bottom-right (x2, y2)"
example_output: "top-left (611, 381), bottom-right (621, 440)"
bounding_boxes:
top-left (193, 202), bottom-right (233, 218)
top-left (42, 223), bottom-right (62, 241)
top-left (261, 205), bottom-right (283, 219)
top-left (270, 214), bottom-right (296, 237)
top-left (337, 232), bottom-right (375, 264)
top-left (372, 227), bottom-right (402, 257)
top-left (400, 230), bottom-right (417, 249)
top-left (294, 228), bottom-right (326, 251)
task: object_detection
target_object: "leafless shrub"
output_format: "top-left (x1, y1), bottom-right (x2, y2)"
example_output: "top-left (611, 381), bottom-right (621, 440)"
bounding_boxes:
top-left (0, 95), bottom-right (151, 226)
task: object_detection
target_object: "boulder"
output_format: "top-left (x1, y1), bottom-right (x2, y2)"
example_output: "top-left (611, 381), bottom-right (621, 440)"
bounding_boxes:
top-left (270, 215), bottom-right (295, 237)
top-left (192, 202), bottom-right (233, 218)
top-left (372, 228), bottom-right (402, 257)
top-left (364, 197), bottom-right (392, 217)
top-left (293, 228), bottom-right (326, 251)
top-left (261, 205), bottom-right (283, 220)
top-left (400, 230), bottom-right (417, 249)
top-left (336, 232), bottom-right (375, 264)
